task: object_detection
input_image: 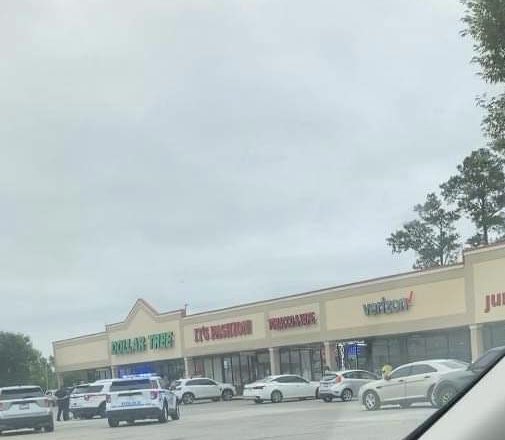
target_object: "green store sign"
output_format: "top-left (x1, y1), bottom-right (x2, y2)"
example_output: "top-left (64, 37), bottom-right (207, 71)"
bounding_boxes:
top-left (111, 331), bottom-right (174, 355)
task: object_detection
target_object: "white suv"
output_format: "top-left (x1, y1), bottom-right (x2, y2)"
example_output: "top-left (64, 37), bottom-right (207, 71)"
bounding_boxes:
top-left (172, 378), bottom-right (236, 404)
top-left (69, 380), bottom-right (112, 419)
top-left (0, 386), bottom-right (54, 434)
top-left (105, 376), bottom-right (179, 427)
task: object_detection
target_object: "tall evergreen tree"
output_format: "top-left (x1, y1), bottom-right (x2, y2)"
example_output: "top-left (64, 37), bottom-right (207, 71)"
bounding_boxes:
top-left (387, 193), bottom-right (461, 269)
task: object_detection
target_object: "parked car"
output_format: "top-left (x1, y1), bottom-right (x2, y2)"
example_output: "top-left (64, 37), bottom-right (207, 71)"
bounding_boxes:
top-left (243, 374), bottom-right (319, 404)
top-left (431, 346), bottom-right (505, 408)
top-left (105, 376), bottom-right (179, 427)
top-left (319, 370), bottom-right (379, 402)
top-left (0, 386), bottom-right (54, 434)
top-left (359, 359), bottom-right (468, 410)
top-left (172, 378), bottom-right (236, 404)
top-left (69, 379), bottom-right (112, 419)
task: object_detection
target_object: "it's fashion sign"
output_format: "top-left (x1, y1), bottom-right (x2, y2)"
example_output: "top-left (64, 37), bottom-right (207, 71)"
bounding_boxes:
top-left (362, 291), bottom-right (414, 316)
top-left (194, 320), bottom-right (253, 343)
top-left (268, 312), bottom-right (317, 330)
top-left (111, 331), bottom-right (174, 355)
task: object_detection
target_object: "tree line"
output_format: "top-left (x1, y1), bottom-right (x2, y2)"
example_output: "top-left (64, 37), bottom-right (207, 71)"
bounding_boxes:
top-left (387, 0), bottom-right (505, 269)
top-left (0, 332), bottom-right (57, 389)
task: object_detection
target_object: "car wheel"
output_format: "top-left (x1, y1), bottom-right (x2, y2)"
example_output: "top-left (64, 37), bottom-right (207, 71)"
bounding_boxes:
top-left (222, 389), bottom-right (233, 401)
top-left (108, 418), bottom-right (119, 428)
top-left (363, 390), bottom-right (380, 411)
top-left (44, 420), bottom-right (54, 433)
top-left (170, 401), bottom-right (181, 420)
top-left (182, 392), bottom-right (195, 405)
top-left (399, 401), bottom-right (412, 409)
top-left (341, 389), bottom-right (353, 402)
top-left (158, 403), bottom-right (169, 423)
top-left (323, 396), bottom-right (333, 403)
top-left (98, 402), bottom-right (106, 418)
top-left (434, 384), bottom-right (458, 408)
top-left (254, 398), bottom-right (264, 404)
top-left (271, 390), bottom-right (283, 403)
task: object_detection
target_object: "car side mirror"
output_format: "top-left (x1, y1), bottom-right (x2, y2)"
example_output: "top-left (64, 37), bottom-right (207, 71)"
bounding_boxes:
top-left (384, 374), bottom-right (391, 381)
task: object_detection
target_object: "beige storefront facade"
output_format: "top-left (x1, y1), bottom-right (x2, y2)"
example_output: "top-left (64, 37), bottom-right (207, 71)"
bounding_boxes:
top-left (53, 243), bottom-right (505, 391)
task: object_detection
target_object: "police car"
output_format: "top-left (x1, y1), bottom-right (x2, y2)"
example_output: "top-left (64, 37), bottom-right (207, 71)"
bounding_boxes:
top-left (105, 375), bottom-right (179, 427)
top-left (0, 386), bottom-right (54, 434)
top-left (69, 380), bottom-right (112, 419)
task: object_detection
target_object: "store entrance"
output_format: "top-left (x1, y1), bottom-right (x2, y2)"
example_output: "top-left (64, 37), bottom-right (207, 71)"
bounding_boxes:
top-left (336, 327), bottom-right (471, 376)
top-left (192, 351), bottom-right (270, 394)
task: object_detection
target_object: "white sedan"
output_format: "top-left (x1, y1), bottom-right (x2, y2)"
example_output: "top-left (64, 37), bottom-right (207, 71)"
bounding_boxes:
top-left (359, 359), bottom-right (468, 410)
top-left (243, 374), bottom-right (319, 404)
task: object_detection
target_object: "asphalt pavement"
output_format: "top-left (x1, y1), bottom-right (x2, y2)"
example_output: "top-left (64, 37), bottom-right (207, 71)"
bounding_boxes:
top-left (0, 399), bottom-right (436, 440)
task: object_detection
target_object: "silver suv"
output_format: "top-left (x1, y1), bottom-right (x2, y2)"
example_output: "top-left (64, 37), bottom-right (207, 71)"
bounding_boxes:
top-left (319, 370), bottom-right (379, 402)
top-left (0, 386), bottom-right (54, 434)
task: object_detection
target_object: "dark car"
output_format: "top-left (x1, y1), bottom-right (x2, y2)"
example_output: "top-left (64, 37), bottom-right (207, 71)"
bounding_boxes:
top-left (431, 345), bottom-right (505, 408)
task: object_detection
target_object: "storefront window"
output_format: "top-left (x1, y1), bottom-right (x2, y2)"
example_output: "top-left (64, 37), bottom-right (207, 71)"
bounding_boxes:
top-left (483, 322), bottom-right (505, 351)
top-left (203, 358), bottom-right (214, 378)
top-left (213, 357), bottom-right (223, 382)
top-left (223, 357), bottom-right (232, 384)
top-left (280, 349), bottom-right (290, 374)
top-left (300, 350), bottom-right (311, 379)
top-left (231, 354), bottom-right (241, 387)
top-left (371, 340), bottom-right (388, 373)
top-left (407, 335), bottom-right (426, 361)
top-left (311, 348), bottom-right (323, 380)
top-left (387, 339), bottom-right (402, 368)
top-left (257, 352), bottom-right (270, 379)
top-left (426, 334), bottom-right (449, 359)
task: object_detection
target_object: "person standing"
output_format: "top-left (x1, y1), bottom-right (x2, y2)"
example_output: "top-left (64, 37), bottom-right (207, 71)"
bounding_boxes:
top-left (54, 386), bottom-right (70, 421)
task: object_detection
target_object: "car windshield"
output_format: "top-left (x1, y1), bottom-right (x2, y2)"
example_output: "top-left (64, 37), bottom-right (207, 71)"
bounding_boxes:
top-left (439, 360), bottom-right (469, 370)
top-left (109, 379), bottom-right (151, 392)
top-left (321, 375), bottom-right (337, 381)
top-left (0, 388), bottom-right (43, 400)
top-left (71, 386), bottom-right (89, 395)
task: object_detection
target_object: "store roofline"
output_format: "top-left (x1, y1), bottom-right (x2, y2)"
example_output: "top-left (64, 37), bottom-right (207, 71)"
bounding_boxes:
top-left (184, 261), bottom-right (464, 318)
top-left (463, 240), bottom-right (505, 256)
top-left (54, 243), bottom-right (505, 344)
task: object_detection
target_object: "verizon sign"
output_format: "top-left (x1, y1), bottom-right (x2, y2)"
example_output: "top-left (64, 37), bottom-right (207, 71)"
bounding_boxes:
top-left (363, 291), bottom-right (414, 316)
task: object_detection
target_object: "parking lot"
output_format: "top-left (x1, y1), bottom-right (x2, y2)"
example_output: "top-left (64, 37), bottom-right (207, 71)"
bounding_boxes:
top-left (1, 399), bottom-right (435, 440)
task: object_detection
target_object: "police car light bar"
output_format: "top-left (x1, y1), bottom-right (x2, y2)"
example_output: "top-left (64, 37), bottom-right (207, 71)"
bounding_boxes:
top-left (120, 373), bottom-right (159, 379)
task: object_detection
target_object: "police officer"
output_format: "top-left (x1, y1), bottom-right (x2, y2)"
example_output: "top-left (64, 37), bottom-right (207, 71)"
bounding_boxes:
top-left (55, 386), bottom-right (70, 421)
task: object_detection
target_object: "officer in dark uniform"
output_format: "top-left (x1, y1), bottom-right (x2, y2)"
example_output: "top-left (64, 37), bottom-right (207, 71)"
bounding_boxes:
top-left (55, 386), bottom-right (70, 421)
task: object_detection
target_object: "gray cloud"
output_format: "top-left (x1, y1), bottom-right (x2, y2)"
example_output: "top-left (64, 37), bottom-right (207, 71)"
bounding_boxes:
top-left (0, 0), bottom-right (486, 355)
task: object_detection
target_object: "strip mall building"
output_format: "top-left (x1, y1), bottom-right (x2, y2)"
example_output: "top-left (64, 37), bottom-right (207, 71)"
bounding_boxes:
top-left (53, 243), bottom-right (505, 391)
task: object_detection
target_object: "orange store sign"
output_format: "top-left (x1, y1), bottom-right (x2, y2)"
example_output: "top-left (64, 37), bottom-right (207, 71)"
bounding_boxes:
top-left (194, 320), bottom-right (253, 343)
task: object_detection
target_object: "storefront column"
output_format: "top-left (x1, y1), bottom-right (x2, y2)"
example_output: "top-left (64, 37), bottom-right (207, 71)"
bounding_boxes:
top-left (111, 366), bottom-right (119, 379)
top-left (470, 324), bottom-right (484, 361)
top-left (56, 373), bottom-right (63, 388)
top-left (323, 341), bottom-right (337, 371)
top-left (269, 348), bottom-right (280, 375)
top-left (183, 357), bottom-right (193, 378)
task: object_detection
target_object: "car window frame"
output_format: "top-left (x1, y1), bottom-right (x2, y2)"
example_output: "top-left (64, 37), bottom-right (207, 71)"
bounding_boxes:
top-left (410, 364), bottom-right (437, 375)
top-left (390, 366), bottom-right (412, 379)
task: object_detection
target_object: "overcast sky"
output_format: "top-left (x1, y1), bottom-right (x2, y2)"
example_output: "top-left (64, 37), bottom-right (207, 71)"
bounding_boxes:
top-left (1, 0), bottom-right (486, 356)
